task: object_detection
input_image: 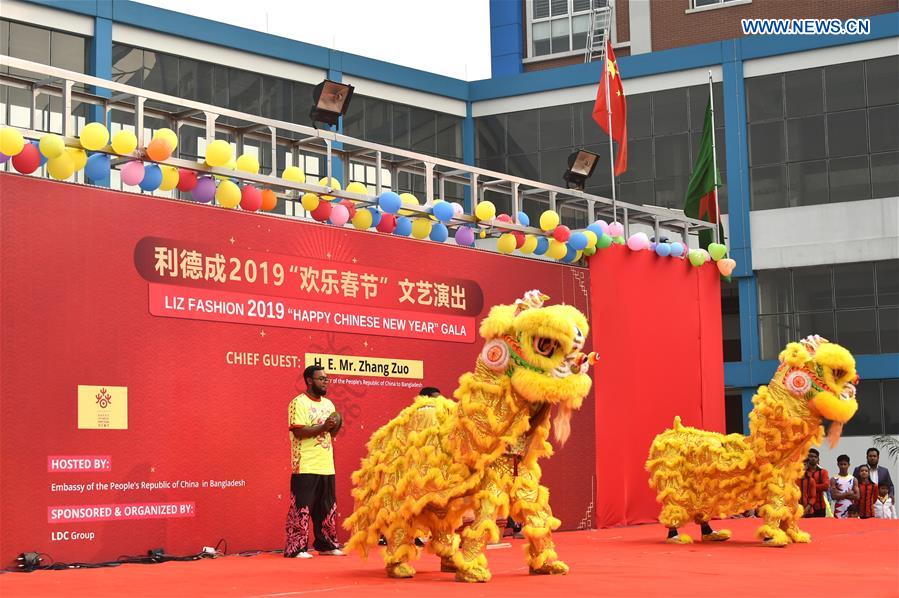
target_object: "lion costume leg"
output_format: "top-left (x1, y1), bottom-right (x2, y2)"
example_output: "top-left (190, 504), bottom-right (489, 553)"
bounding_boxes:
top-left (383, 525), bottom-right (418, 578)
top-left (510, 460), bottom-right (568, 575)
top-left (781, 462), bottom-right (811, 544)
top-left (756, 466), bottom-right (801, 547)
top-left (451, 465), bottom-right (510, 583)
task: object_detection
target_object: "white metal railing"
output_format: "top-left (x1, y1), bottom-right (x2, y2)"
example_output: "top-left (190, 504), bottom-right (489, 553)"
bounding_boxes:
top-left (0, 55), bottom-right (716, 245)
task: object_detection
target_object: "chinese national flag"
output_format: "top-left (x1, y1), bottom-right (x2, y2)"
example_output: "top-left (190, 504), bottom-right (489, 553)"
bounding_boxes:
top-left (592, 40), bottom-right (627, 175)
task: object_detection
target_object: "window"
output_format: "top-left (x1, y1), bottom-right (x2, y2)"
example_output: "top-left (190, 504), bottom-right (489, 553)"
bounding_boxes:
top-left (747, 58), bottom-right (899, 210)
top-left (528, 0), bottom-right (608, 58)
top-left (755, 260), bottom-right (898, 359)
top-left (692, 0), bottom-right (748, 7)
top-left (722, 279), bottom-right (742, 362)
top-left (843, 379), bottom-right (899, 437)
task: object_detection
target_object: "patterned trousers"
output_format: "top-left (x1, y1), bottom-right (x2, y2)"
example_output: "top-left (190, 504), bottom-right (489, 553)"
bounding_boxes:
top-left (285, 473), bottom-right (340, 556)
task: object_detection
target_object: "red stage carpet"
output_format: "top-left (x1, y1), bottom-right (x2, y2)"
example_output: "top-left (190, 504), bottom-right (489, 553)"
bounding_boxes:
top-left (3, 519), bottom-right (897, 597)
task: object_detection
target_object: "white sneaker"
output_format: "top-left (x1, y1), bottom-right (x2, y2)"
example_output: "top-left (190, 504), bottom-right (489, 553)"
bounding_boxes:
top-left (318, 549), bottom-right (346, 556)
top-left (294, 552), bottom-right (313, 559)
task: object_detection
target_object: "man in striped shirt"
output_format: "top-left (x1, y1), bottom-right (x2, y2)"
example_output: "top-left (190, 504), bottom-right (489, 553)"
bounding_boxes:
top-left (805, 448), bottom-right (830, 518)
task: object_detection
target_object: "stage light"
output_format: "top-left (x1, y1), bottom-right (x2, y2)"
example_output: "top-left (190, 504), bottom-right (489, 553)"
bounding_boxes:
top-left (309, 80), bottom-right (355, 128)
top-left (562, 149), bottom-right (600, 191)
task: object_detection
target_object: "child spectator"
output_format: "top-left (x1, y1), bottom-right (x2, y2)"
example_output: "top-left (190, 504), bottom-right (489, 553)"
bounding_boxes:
top-left (874, 484), bottom-right (896, 519)
top-left (855, 464), bottom-right (878, 519)
top-left (830, 454), bottom-right (858, 518)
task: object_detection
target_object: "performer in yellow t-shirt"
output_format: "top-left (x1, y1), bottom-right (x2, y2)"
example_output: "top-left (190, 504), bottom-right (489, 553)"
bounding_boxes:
top-left (285, 365), bottom-right (345, 558)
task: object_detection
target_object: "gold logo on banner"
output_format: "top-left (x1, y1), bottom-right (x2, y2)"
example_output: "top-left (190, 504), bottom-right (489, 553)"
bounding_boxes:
top-left (78, 385), bottom-right (128, 429)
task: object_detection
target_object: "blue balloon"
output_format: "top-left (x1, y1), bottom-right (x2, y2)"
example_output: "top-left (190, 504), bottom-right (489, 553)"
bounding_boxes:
top-left (368, 208), bottom-right (382, 227)
top-left (669, 242), bottom-right (685, 257)
top-left (139, 163), bottom-right (163, 191)
top-left (568, 232), bottom-right (589, 251)
top-left (429, 222), bottom-right (449, 243)
top-left (84, 153), bottom-right (110, 181)
top-left (31, 141), bottom-right (48, 166)
top-left (394, 216), bottom-right (412, 236)
top-left (655, 242), bottom-right (672, 257)
top-left (534, 236), bottom-right (549, 256)
top-left (587, 222), bottom-right (604, 238)
top-left (379, 191), bottom-right (402, 214)
top-left (562, 244), bottom-right (578, 262)
top-left (432, 201), bottom-right (455, 223)
top-left (517, 211), bottom-right (530, 226)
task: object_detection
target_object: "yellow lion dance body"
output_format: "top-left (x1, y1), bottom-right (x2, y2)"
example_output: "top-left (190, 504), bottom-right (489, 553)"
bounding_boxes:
top-left (646, 335), bottom-right (858, 546)
top-left (343, 291), bottom-right (595, 582)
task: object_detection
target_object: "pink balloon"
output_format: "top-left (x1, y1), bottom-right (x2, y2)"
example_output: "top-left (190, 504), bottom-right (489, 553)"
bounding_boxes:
top-left (330, 203), bottom-right (350, 226)
top-left (240, 185), bottom-right (262, 211)
top-left (626, 232), bottom-right (650, 251)
top-left (608, 221), bottom-right (624, 237)
top-left (596, 219), bottom-right (609, 234)
top-left (451, 202), bottom-right (464, 217)
top-left (120, 160), bottom-right (145, 186)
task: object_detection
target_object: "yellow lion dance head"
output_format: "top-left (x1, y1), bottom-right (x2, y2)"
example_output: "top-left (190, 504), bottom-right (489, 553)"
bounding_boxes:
top-left (476, 290), bottom-right (595, 445)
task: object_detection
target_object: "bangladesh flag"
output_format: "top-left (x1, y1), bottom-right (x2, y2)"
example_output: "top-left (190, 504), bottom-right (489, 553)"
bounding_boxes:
top-left (683, 98), bottom-right (724, 250)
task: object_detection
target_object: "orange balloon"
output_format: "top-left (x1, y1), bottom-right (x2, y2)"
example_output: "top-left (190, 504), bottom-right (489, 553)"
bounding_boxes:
top-left (145, 138), bottom-right (173, 162)
top-left (260, 188), bottom-right (277, 211)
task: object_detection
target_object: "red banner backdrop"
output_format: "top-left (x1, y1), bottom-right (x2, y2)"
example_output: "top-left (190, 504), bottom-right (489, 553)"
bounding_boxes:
top-left (590, 248), bottom-right (725, 527)
top-left (0, 174), bottom-right (596, 565)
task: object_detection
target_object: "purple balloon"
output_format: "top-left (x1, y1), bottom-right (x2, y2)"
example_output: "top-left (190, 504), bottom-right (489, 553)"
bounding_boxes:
top-left (0, 151), bottom-right (10, 164)
top-left (455, 227), bottom-right (475, 247)
top-left (192, 176), bottom-right (217, 203)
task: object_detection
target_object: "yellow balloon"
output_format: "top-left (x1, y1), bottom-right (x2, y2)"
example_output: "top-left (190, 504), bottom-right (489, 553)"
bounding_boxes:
top-left (205, 139), bottom-right (233, 168)
top-left (497, 233), bottom-right (516, 254)
top-left (215, 179), bottom-right (241, 208)
top-left (153, 127), bottom-right (178, 151)
top-left (399, 192), bottom-right (419, 216)
top-left (0, 127), bottom-right (25, 156)
top-left (547, 239), bottom-right (567, 259)
top-left (159, 165), bottom-right (179, 191)
top-left (346, 181), bottom-right (368, 196)
top-left (540, 210), bottom-right (560, 231)
top-left (520, 235), bottom-right (538, 254)
top-left (475, 201), bottom-right (496, 221)
top-left (282, 166), bottom-right (306, 182)
top-left (318, 177), bottom-right (342, 201)
top-left (39, 134), bottom-right (65, 159)
top-left (352, 209), bottom-right (373, 230)
top-left (583, 230), bottom-right (598, 248)
top-left (575, 250), bottom-right (584, 262)
top-left (66, 147), bottom-right (88, 171)
top-left (235, 154), bottom-right (259, 174)
top-left (411, 217), bottom-right (432, 239)
top-left (479, 229), bottom-right (487, 239)
top-left (301, 192), bottom-right (320, 211)
top-left (46, 153), bottom-right (75, 180)
top-left (79, 122), bottom-right (109, 151)
top-left (111, 130), bottom-right (138, 155)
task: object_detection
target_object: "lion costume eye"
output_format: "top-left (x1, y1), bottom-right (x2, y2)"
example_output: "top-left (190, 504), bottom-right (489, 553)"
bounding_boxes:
top-left (533, 337), bottom-right (559, 357)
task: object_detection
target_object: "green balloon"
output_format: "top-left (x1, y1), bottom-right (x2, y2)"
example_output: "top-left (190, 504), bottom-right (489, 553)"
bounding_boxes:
top-left (584, 245), bottom-right (597, 257)
top-left (597, 233), bottom-right (613, 249)
top-left (688, 249), bottom-right (705, 267)
top-left (613, 236), bottom-right (626, 245)
top-left (708, 243), bottom-right (727, 261)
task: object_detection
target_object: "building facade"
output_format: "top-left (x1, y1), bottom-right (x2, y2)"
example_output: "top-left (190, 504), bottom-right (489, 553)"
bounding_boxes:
top-left (1, 0), bottom-right (897, 453)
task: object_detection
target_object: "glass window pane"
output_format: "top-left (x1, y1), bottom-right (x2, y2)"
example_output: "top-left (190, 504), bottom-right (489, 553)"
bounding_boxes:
top-left (619, 179), bottom-right (654, 205)
top-left (879, 307), bottom-right (899, 353)
top-left (50, 31), bottom-right (86, 74)
top-left (551, 0), bottom-right (568, 16)
top-left (871, 152), bottom-right (899, 198)
top-left (834, 262), bottom-right (875, 309)
top-left (508, 109), bottom-right (539, 154)
top-left (826, 110), bottom-right (868, 158)
top-left (620, 137), bottom-right (652, 182)
top-left (757, 269), bottom-right (793, 314)
top-left (572, 15), bottom-right (590, 50)
top-left (869, 105), bottom-right (899, 153)
top-left (1, 20), bottom-right (8, 57)
top-left (540, 105), bottom-right (572, 150)
top-left (550, 18), bottom-right (570, 53)
top-left (759, 314), bottom-right (794, 360)
top-left (539, 147), bottom-right (572, 185)
top-left (825, 62), bottom-right (866, 112)
top-left (654, 176), bottom-right (687, 209)
top-left (533, 22), bottom-right (551, 56)
top-left (750, 165), bottom-right (787, 210)
top-left (343, 95), bottom-right (364, 138)
top-left (655, 134), bottom-right (690, 178)
top-left (794, 266), bottom-right (833, 311)
top-left (883, 379), bottom-right (899, 435)
top-left (829, 155), bottom-right (870, 202)
top-left (627, 93), bottom-right (652, 138)
top-left (787, 115), bottom-right (826, 162)
top-left (797, 311), bottom-right (835, 342)
top-left (653, 88), bottom-right (688, 135)
top-left (785, 68), bottom-right (824, 117)
top-left (476, 115), bottom-right (505, 158)
top-left (292, 82), bottom-right (314, 127)
top-left (688, 83), bottom-right (723, 132)
top-left (508, 153), bottom-right (538, 179)
top-left (393, 104), bottom-right (410, 149)
top-left (411, 107), bottom-right (436, 155)
top-left (436, 114), bottom-right (461, 160)
top-left (835, 309), bottom-right (877, 354)
top-left (573, 0), bottom-right (592, 11)
top-left (8, 22), bottom-right (49, 72)
top-left (228, 68), bottom-right (261, 115)
top-left (364, 98), bottom-right (391, 145)
top-left (112, 45), bottom-right (144, 87)
top-left (213, 65), bottom-right (229, 108)
top-left (261, 77), bottom-right (290, 121)
top-left (478, 156), bottom-right (505, 174)
top-left (142, 50), bottom-right (179, 96)
top-left (750, 121), bottom-right (784, 166)
top-left (746, 75), bottom-right (783, 122)
top-left (843, 379), bottom-right (883, 436)
top-left (534, 0), bottom-right (550, 19)
top-left (866, 55), bottom-right (899, 107)
top-left (788, 160), bottom-right (828, 207)
top-left (179, 58), bottom-right (213, 104)
top-left (876, 260), bottom-right (899, 306)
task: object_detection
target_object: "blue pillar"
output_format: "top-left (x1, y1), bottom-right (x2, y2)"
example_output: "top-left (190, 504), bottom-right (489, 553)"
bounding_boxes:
top-left (490, 0), bottom-right (524, 77)
top-left (462, 101), bottom-right (475, 212)
top-left (88, 13), bottom-right (112, 187)
top-left (327, 49), bottom-right (344, 185)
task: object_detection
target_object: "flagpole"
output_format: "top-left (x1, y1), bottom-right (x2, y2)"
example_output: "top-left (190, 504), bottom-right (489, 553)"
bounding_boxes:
top-left (606, 40), bottom-right (617, 224)
top-left (708, 70), bottom-right (722, 246)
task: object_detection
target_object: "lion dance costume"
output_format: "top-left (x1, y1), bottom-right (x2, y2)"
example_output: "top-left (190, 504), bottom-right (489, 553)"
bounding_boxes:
top-left (343, 291), bottom-right (595, 582)
top-left (645, 335), bottom-right (858, 546)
